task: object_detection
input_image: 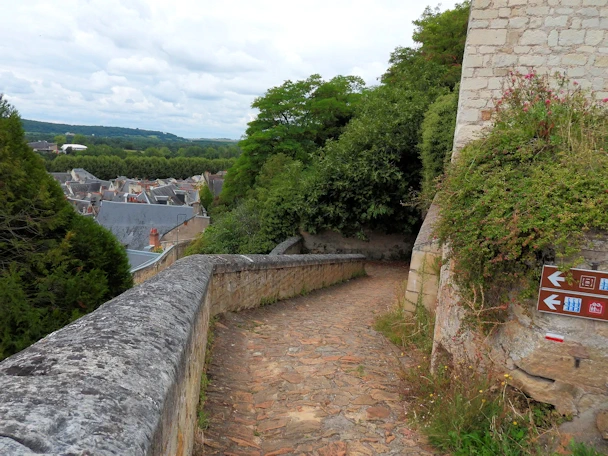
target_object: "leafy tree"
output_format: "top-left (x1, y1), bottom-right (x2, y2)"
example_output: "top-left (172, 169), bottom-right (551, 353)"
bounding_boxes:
top-left (412, 1), bottom-right (470, 87)
top-left (221, 74), bottom-right (364, 204)
top-left (199, 184), bottom-right (214, 211)
top-left (0, 96), bottom-right (133, 360)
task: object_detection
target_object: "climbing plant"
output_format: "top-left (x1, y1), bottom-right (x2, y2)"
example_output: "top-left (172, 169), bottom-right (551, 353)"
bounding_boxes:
top-left (435, 72), bottom-right (608, 327)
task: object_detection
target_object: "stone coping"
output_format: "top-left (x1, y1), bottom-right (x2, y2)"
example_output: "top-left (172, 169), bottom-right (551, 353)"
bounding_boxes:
top-left (268, 236), bottom-right (303, 255)
top-left (0, 253), bottom-right (365, 456)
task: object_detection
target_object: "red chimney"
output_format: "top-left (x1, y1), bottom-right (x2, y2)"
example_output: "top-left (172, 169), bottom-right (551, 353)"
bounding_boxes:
top-left (149, 228), bottom-right (160, 249)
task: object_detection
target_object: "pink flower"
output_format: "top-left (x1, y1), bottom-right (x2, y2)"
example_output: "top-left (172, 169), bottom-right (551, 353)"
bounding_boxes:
top-left (523, 107), bottom-right (529, 112)
top-left (545, 99), bottom-right (551, 105)
top-left (603, 98), bottom-right (608, 103)
top-left (573, 81), bottom-right (579, 86)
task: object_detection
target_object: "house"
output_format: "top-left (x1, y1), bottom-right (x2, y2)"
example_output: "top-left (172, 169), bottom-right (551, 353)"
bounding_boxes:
top-left (28, 141), bottom-right (58, 153)
top-left (96, 201), bottom-right (195, 250)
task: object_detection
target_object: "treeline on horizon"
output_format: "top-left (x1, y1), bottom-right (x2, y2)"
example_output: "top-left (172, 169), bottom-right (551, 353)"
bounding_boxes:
top-left (188, 2), bottom-right (470, 255)
top-left (45, 155), bottom-right (236, 181)
top-left (23, 118), bottom-right (184, 140)
top-left (36, 134), bottom-right (241, 180)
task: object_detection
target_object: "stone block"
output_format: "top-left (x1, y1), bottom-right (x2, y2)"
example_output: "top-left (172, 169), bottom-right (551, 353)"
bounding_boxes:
top-left (583, 17), bottom-right (601, 27)
top-left (545, 15), bottom-right (570, 27)
top-left (499, 7), bottom-right (512, 17)
top-left (508, 0), bottom-right (527, 5)
top-left (493, 54), bottom-right (518, 67)
top-left (527, 6), bottom-right (551, 14)
top-left (521, 29), bottom-right (548, 45)
top-left (562, 0), bottom-right (583, 5)
top-left (509, 16), bottom-right (529, 28)
top-left (560, 29), bottom-right (586, 45)
top-left (584, 0), bottom-right (608, 5)
top-left (562, 53), bottom-right (589, 65)
top-left (580, 7), bottom-right (600, 15)
top-left (490, 18), bottom-right (509, 28)
top-left (519, 55), bottom-right (547, 66)
top-left (468, 29), bottom-right (508, 46)
top-left (472, 9), bottom-right (499, 19)
top-left (595, 56), bottom-right (608, 66)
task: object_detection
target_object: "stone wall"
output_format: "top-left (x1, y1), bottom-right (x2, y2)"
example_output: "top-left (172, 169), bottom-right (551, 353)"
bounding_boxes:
top-left (161, 215), bottom-right (210, 245)
top-left (421, 0), bottom-right (608, 446)
top-left (302, 229), bottom-right (415, 261)
top-left (455, 0), bottom-right (608, 152)
top-left (269, 236), bottom-right (304, 255)
top-left (0, 254), bottom-right (365, 456)
top-left (132, 241), bottom-right (191, 285)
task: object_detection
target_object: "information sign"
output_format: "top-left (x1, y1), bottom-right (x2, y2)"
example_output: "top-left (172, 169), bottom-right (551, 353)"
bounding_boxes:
top-left (537, 265), bottom-right (608, 322)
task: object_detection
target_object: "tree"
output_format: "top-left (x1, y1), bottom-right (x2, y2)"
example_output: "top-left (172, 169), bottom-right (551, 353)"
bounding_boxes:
top-left (221, 74), bottom-right (364, 204)
top-left (0, 96), bottom-right (133, 360)
top-left (412, 1), bottom-right (470, 87)
top-left (199, 184), bottom-right (214, 211)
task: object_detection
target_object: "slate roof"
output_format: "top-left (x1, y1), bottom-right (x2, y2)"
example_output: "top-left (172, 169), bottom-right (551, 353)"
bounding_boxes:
top-left (50, 173), bottom-right (72, 184)
top-left (96, 201), bottom-right (194, 250)
top-left (125, 249), bottom-right (161, 271)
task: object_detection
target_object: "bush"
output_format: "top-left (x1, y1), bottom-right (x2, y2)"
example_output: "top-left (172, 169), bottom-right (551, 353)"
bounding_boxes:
top-left (418, 88), bottom-right (459, 207)
top-left (435, 72), bottom-right (608, 326)
top-left (0, 96), bottom-right (132, 360)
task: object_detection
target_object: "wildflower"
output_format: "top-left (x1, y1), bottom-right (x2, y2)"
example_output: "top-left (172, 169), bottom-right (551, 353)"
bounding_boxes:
top-left (545, 99), bottom-right (551, 105)
top-left (523, 107), bottom-right (529, 112)
top-left (573, 81), bottom-right (579, 86)
top-left (479, 389), bottom-right (483, 393)
top-left (603, 98), bottom-right (608, 103)
top-left (501, 381), bottom-right (505, 386)
top-left (513, 421), bottom-right (518, 426)
top-left (504, 374), bottom-right (510, 378)
top-left (482, 399), bottom-right (486, 403)
top-left (429, 393), bottom-right (434, 397)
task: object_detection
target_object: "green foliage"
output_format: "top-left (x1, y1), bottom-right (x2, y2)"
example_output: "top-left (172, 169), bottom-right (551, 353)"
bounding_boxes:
top-left (419, 88), bottom-right (459, 206)
top-left (374, 282), bottom-right (435, 354)
top-left (0, 96), bottom-right (132, 361)
top-left (199, 185), bottom-right (214, 211)
top-left (46, 154), bottom-right (235, 180)
top-left (22, 118), bottom-right (185, 141)
top-left (569, 440), bottom-right (605, 456)
top-left (221, 74), bottom-right (364, 205)
top-left (303, 70), bottom-right (447, 236)
top-left (412, 1), bottom-right (470, 87)
top-left (435, 72), bottom-right (608, 327)
top-left (188, 155), bottom-right (304, 255)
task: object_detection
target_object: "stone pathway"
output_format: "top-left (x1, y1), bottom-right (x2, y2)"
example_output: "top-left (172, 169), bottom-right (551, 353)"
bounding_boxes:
top-left (197, 262), bottom-right (438, 456)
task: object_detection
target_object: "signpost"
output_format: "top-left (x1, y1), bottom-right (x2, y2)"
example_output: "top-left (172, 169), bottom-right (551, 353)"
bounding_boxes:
top-left (537, 265), bottom-right (608, 322)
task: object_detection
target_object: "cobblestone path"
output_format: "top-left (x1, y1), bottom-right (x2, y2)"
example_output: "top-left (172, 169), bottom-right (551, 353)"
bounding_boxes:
top-left (198, 262), bottom-right (437, 456)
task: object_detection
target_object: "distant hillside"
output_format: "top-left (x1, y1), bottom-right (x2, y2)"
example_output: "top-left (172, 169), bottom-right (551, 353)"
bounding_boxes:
top-left (22, 119), bottom-right (186, 141)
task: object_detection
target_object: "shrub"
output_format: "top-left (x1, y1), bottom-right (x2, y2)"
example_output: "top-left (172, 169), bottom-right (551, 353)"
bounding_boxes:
top-left (435, 72), bottom-right (608, 327)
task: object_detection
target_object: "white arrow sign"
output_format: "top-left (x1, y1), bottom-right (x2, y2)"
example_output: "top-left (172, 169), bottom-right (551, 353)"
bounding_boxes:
top-left (548, 271), bottom-right (566, 288)
top-left (544, 294), bottom-right (562, 311)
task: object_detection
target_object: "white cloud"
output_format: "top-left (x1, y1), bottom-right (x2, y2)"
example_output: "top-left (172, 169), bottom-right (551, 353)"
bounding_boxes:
top-left (0, 0), bottom-right (461, 138)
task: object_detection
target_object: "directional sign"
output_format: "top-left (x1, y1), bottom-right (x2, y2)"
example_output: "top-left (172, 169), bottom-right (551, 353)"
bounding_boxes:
top-left (538, 265), bottom-right (608, 322)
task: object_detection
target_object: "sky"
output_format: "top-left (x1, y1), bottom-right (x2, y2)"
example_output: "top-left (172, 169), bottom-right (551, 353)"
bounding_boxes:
top-left (0, 0), bottom-right (460, 139)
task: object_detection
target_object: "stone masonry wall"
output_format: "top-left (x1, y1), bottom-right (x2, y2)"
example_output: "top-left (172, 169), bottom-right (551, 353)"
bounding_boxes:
top-left (455, 0), bottom-right (608, 151)
top-left (0, 254), bottom-right (365, 456)
top-left (427, 0), bottom-right (608, 447)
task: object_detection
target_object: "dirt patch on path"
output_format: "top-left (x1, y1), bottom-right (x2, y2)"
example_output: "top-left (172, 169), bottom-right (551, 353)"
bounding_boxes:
top-left (197, 262), bottom-right (438, 456)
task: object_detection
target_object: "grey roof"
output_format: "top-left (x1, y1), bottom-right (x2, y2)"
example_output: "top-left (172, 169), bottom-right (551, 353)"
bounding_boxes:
top-left (96, 201), bottom-right (194, 250)
top-left (28, 141), bottom-right (57, 151)
top-left (71, 169), bottom-right (99, 182)
top-left (50, 173), bottom-right (72, 184)
top-left (125, 249), bottom-right (161, 271)
top-left (150, 185), bottom-right (182, 205)
top-left (68, 182), bottom-right (102, 195)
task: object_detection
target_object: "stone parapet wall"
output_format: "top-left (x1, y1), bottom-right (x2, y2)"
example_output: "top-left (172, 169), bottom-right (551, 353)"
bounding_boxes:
top-left (132, 241), bottom-right (191, 285)
top-left (269, 236), bottom-right (303, 255)
top-left (302, 229), bottom-right (415, 261)
top-left (0, 254), bottom-right (365, 456)
top-left (455, 0), bottom-right (608, 151)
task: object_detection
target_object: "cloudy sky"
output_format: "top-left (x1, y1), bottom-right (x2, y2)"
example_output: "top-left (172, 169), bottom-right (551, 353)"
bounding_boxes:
top-left (1, 0), bottom-right (459, 139)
